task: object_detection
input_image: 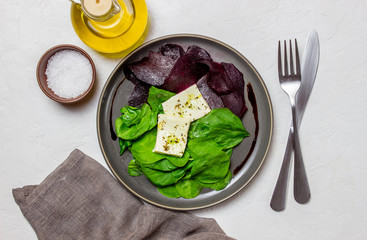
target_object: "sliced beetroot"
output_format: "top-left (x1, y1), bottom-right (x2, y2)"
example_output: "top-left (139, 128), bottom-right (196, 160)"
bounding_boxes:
top-left (159, 44), bottom-right (185, 60)
top-left (123, 64), bottom-right (140, 85)
top-left (126, 51), bottom-right (177, 86)
top-left (197, 75), bottom-right (224, 109)
top-left (127, 83), bottom-right (150, 107)
top-left (220, 91), bottom-right (247, 118)
top-left (199, 61), bottom-right (247, 118)
top-left (203, 60), bottom-right (234, 95)
top-left (123, 43), bottom-right (248, 118)
top-left (221, 62), bottom-right (244, 90)
top-left (161, 45), bottom-right (212, 93)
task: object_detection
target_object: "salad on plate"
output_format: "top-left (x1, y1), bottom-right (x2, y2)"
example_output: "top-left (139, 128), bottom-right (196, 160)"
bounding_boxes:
top-left (115, 43), bottom-right (250, 199)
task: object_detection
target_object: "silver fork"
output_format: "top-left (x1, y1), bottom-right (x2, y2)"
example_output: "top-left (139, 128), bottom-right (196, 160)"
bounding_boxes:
top-left (271, 39), bottom-right (310, 210)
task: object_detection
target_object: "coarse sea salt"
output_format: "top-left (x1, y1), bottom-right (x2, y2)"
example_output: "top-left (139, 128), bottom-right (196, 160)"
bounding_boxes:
top-left (45, 50), bottom-right (93, 99)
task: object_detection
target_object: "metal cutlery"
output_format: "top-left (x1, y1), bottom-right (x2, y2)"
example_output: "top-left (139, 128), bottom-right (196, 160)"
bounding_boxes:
top-left (271, 31), bottom-right (319, 211)
top-left (271, 33), bottom-right (319, 211)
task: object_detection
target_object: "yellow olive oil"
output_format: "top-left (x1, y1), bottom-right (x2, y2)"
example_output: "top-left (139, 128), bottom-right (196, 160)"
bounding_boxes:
top-left (70, 0), bottom-right (148, 54)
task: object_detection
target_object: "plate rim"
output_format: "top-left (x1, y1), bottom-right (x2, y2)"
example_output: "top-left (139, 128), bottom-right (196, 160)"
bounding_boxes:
top-left (97, 33), bottom-right (273, 210)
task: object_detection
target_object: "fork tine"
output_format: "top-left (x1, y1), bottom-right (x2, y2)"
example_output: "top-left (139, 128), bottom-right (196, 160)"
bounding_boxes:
top-left (278, 41), bottom-right (282, 78)
top-left (283, 40), bottom-right (288, 77)
top-left (295, 39), bottom-right (301, 76)
top-left (289, 40), bottom-right (294, 76)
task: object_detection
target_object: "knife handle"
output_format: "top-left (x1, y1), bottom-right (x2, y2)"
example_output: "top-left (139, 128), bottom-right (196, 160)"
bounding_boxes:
top-left (293, 120), bottom-right (311, 204)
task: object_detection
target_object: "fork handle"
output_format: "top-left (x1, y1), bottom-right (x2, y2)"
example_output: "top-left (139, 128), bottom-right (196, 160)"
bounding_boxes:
top-left (292, 104), bottom-right (311, 204)
top-left (270, 130), bottom-right (293, 211)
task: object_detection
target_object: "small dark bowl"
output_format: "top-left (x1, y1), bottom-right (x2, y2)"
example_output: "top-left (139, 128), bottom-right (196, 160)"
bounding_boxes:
top-left (36, 44), bottom-right (96, 103)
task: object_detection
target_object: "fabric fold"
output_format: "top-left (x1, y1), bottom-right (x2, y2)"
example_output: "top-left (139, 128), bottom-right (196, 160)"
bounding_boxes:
top-left (13, 149), bottom-right (234, 240)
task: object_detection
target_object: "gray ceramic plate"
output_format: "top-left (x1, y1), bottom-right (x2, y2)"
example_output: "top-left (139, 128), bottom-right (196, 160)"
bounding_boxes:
top-left (97, 34), bottom-right (273, 210)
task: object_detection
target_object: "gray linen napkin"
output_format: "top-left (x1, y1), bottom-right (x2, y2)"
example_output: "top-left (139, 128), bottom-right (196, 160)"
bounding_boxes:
top-left (13, 149), bottom-right (235, 240)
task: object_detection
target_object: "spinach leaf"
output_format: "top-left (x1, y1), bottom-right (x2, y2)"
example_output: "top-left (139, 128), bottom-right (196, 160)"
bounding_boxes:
top-left (127, 159), bottom-right (143, 177)
top-left (119, 138), bottom-right (132, 155)
top-left (176, 179), bottom-right (203, 199)
top-left (140, 158), bottom-right (179, 172)
top-left (197, 170), bottom-right (232, 190)
top-left (147, 86), bottom-right (176, 129)
top-left (139, 165), bottom-right (187, 187)
top-left (158, 185), bottom-right (180, 198)
top-left (115, 103), bottom-right (153, 141)
top-left (181, 160), bottom-right (195, 180)
top-left (194, 159), bottom-right (230, 184)
top-left (120, 105), bottom-right (144, 126)
top-left (131, 128), bottom-right (190, 167)
top-left (189, 108), bottom-right (249, 149)
top-left (147, 86), bottom-right (175, 114)
top-left (137, 159), bottom-right (194, 188)
top-left (187, 138), bottom-right (230, 181)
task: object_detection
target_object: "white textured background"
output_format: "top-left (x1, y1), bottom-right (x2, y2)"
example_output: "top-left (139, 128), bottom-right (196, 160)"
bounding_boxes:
top-left (1, 0), bottom-right (367, 239)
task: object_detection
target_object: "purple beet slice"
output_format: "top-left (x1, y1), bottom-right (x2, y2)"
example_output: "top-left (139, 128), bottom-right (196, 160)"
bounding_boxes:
top-left (159, 44), bottom-right (185, 60)
top-left (220, 62), bottom-right (247, 117)
top-left (220, 91), bottom-right (247, 118)
top-left (123, 43), bottom-right (248, 118)
top-left (221, 62), bottom-right (244, 91)
top-left (161, 45), bottom-right (212, 93)
top-left (126, 51), bottom-right (177, 86)
top-left (127, 83), bottom-right (150, 107)
top-left (123, 64), bottom-right (140, 85)
top-left (197, 75), bottom-right (224, 109)
top-left (203, 60), bottom-right (234, 95)
top-left (196, 60), bottom-right (247, 117)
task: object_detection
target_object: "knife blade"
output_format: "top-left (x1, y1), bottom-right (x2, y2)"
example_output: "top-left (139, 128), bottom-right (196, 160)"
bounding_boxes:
top-left (270, 30), bottom-right (320, 211)
top-left (296, 30), bottom-right (320, 124)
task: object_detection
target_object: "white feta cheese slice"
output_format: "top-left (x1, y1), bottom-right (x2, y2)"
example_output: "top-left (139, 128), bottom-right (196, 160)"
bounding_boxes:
top-left (162, 84), bottom-right (211, 122)
top-left (153, 114), bottom-right (191, 157)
